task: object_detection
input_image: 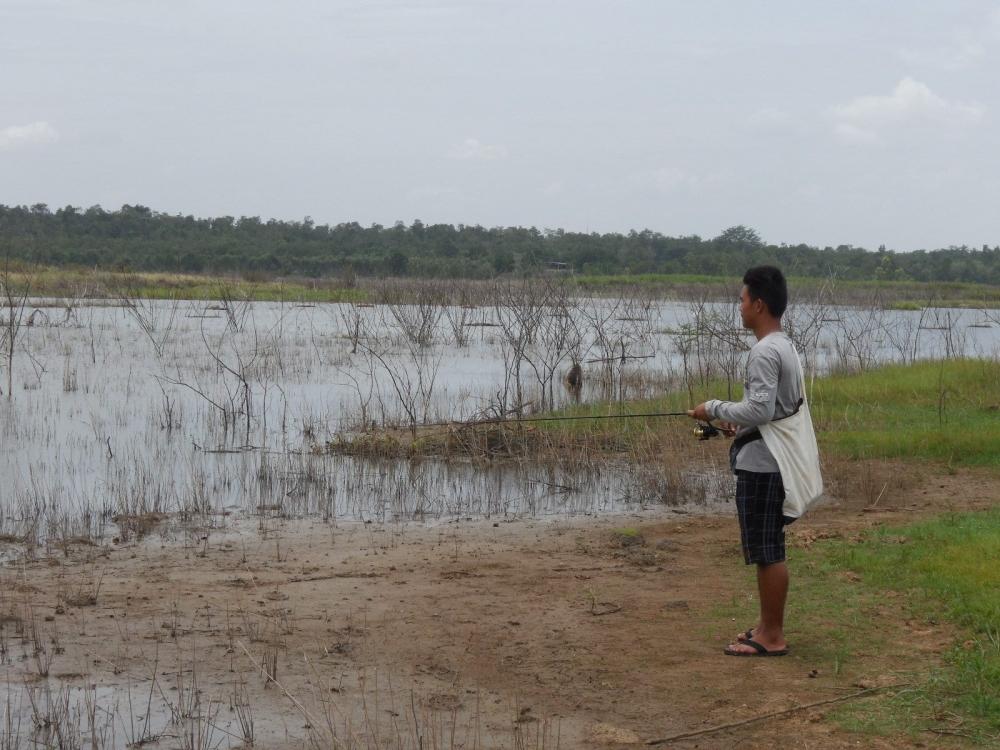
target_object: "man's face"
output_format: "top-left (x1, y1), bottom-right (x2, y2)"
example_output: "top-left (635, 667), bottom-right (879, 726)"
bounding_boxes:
top-left (738, 285), bottom-right (761, 329)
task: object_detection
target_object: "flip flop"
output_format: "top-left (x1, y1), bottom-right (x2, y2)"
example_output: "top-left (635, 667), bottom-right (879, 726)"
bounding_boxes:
top-left (737, 627), bottom-right (755, 642)
top-left (724, 639), bottom-right (789, 657)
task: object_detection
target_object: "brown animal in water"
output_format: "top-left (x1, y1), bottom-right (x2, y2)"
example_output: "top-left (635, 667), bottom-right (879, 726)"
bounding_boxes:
top-left (565, 361), bottom-right (583, 395)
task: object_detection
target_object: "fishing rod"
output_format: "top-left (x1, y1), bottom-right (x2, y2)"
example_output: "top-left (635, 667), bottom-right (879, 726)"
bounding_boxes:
top-left (414, 411), bottom-right (725, 440)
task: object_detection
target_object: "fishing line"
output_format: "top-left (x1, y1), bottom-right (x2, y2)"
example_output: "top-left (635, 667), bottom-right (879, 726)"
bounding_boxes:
top-left (408, 411), bottom-right (724, 440)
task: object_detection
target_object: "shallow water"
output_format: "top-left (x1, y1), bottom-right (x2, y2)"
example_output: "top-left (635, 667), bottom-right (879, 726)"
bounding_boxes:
top-left (0, 296), bottom-right (995, 541)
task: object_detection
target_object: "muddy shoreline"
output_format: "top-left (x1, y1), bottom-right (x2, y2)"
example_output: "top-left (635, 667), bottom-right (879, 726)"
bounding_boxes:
top-left (1, 462), bottom-right (995, 748)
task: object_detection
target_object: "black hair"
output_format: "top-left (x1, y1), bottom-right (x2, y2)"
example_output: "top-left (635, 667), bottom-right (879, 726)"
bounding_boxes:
top-left (742, 265), bottom-right (787, 318)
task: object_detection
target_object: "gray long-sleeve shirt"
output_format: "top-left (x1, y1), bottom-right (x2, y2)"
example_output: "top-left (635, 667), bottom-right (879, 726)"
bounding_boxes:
top-left (706, 331), bottom-right (803, 473)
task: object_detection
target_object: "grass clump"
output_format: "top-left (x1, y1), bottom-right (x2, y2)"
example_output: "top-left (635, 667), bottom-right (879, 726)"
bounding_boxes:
top-left (329, 359), bottom-right (1000, 472)
top-left (614, 526), bottom-right (641, 537)
top-left (535, 358), bottom-right (1000, 467)
top-left (714, 508), bottom-right (1000, 743)
top-left (538, 359), bottom-right (1000, 468)
top-left (822, 509), bottom-right (1000, 742)
top-left (810, 359), bottom-right (1000, 467)
top-left (575, 273), bottom-right (1000, 308)
top-left (7, 265), bottom-right (370, 303)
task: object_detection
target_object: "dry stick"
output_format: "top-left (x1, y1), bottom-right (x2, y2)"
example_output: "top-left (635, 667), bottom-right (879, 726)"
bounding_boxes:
top-left (243, 564), bottom-right (259, 589)
top-left (645, 684), bottom-right (905, 746)
top-left (235, 640), bottom-right (348, 749)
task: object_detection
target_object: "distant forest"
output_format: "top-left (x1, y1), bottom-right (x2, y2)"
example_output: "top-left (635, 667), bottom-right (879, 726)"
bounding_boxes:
top-left (2, 203), bottom-right (999, 284)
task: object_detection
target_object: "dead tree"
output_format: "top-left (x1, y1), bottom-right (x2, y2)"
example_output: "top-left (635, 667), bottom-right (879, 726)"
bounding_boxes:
top-left (783, 279), bottom-right (833, 380)
top-left (0, 260), bottom-right (31, 399)
top-left (579, 293), bottom-right (655, 403)
top-left (337, 302), bottom-right (369, 354)
top-left (522, 282), bottom-right (581, 410)
top-left (833, 294), bottom-right (888, 372)
top-left (358, 337), bottom-right (442, 432)
top-left (159, 318), bottom-right (261, 445)
top-left (443, 299), bottom-right (473, 348)
top-left (493, 280), bottom-right (548, 415)
top-left (217, 282), bottom-right (254, 333)
top-left (114, 273), bottom-right (180, 358)
top-left (377, 279), bottom-right (446, 347)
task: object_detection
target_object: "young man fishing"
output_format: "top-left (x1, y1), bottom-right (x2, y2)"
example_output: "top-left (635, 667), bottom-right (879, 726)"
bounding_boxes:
top-left (688, 265), bottom-right (822, 657)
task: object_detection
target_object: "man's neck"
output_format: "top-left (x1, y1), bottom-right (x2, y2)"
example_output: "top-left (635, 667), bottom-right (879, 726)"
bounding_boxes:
top-left (752, 319), bottom-right (782, 341)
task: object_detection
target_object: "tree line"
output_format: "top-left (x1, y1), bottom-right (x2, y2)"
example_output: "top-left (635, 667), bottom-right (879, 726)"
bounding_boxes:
top-left (2, 203), bottom-right (999, 284)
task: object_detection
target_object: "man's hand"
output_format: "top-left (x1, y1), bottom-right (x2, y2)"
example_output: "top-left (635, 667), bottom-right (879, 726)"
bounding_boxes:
top-left (687, 403), bottom-right (710, 421)
top-left (718, 421), bottom-right (738, 437)
top-left (688, 405), bottom-right (737, 438)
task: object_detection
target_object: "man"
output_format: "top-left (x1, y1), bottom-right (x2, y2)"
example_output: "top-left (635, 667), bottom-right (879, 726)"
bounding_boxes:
top-left (688, 265), bottom-right (805, 657)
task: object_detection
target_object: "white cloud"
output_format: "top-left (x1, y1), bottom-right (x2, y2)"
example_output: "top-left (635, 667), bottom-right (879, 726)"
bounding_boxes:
top-left (448, 137), bottom-right (508, 161)
top-left (627, 166), bottom-right (729, 195)
top-left (899, 6), bottom-right (1000, 70)
top-left (624, 166), bottom-right (687, 194)
top-left (832, 78), bottom-right (983, 143)
top-left (651, 167), bottom-right (686, 192)
top-left (833, 122), bottom-right (878, 145)
top-left (0, 121), bottom-right (59, 151)
top-left (406, 185), bottom-right (461, 201)
top-left (748, 107), bottom-right (791, 128)
top-left (989, 7), bottom-right (1000, 39)
top-left (897, 39), bottom-right (985, 71)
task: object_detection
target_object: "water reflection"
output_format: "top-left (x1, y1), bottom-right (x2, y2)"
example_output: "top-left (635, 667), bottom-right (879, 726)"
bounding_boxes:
top-left (1, 297), bottom-right (995, 538)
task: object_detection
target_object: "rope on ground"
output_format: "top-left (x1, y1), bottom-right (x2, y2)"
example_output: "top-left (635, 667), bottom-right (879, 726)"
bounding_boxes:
top-left (645, 683), bottom-right (906, 746)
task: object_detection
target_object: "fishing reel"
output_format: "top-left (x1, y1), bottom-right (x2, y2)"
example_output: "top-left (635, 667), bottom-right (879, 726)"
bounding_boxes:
top-left (692, 422), bottom-right (721, 441)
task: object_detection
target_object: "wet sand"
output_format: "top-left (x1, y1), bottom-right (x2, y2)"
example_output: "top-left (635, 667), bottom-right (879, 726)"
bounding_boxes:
top-left (2, 461), bottom-right (995, 748)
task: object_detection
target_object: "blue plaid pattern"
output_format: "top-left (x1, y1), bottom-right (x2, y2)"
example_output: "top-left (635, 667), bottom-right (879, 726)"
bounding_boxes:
top-left (735, 471), bottom-right (790, 565)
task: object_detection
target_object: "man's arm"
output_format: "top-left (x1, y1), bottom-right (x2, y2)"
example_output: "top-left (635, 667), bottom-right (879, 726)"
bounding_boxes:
top-left (689, 347), bottom-right (780, 427)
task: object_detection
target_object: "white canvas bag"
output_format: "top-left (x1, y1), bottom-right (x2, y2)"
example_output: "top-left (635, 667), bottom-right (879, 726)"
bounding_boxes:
top-left (759, 348), bottom-right (823, 519)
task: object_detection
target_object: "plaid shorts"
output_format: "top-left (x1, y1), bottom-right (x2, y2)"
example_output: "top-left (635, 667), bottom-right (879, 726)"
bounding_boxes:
top-left (735, 471), bottom-right (792, 565)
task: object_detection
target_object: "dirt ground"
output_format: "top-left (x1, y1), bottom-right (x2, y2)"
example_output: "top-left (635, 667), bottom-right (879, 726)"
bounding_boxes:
top-left (2, 461), bottom-right (997, 749)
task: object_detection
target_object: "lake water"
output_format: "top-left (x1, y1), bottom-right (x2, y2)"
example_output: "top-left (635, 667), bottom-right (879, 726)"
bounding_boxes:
top-left (1, 296), bottom-right (996, 541)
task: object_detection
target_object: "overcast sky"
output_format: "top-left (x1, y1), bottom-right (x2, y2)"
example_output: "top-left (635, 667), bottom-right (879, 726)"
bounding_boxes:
top-left (2, 1), bottom-right (998, 251)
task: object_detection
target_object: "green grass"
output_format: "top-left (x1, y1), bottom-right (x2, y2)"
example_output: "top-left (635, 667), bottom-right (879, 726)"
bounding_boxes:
top-left (520, 397), bottom-right (705, 452)
top-left (612, 527), bottom-right (641, 538)
top-left (574, 272), bottom-right (731, 287)
top-left (536, 360), bottom-right (1000, 740)
top-left (574, 273), bottom-right (1000, 308)
top-left (823, 510), bottom-right (1000, 741)
top-left (810, 359), bottom-right (1000, 467)
top-left (709, 509), bottom-right (1000, 743)
top-left (533, 358), bottom-right (1000, 466)
top-left (3, 265), bottom-right (371, 303)
top-left (122, 280), bottom-right (369, 303)
top-left (685, 359), bottom-right (1000, 742)
top-left (13, 262), bottom-right (1000, 307)
top-left (887, 300), bottom-right (923, 311)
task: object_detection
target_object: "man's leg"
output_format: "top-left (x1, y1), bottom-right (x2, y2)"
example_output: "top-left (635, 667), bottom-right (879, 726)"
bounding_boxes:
top-left (728, 471), bottom-right (789, 654)
top-left (736, 560), bottom-right (788, 646)
top-left (727, 563), bottom-right (788, 653)
top-left (755, 560), bottom-right (788, 646)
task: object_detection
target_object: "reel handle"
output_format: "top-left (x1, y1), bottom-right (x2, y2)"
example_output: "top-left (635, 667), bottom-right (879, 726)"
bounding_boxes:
top-left (693, 422), bottom-right (720, 441)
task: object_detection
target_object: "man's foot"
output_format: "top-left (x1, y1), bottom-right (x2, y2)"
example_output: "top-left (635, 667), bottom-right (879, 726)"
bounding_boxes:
top-left (724, 638), bottom-right (788, 657)
top-left (736, 625), bottom-right (759, 642)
